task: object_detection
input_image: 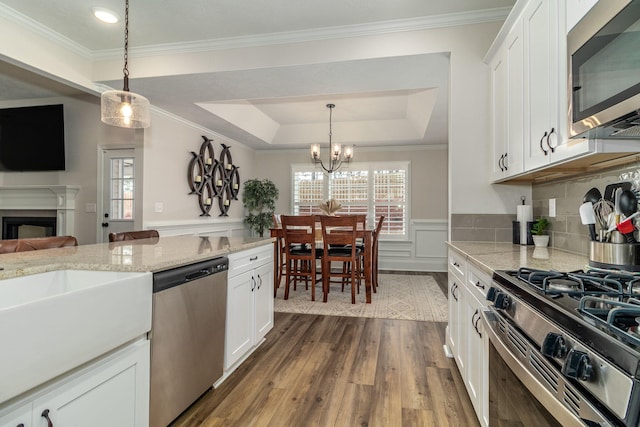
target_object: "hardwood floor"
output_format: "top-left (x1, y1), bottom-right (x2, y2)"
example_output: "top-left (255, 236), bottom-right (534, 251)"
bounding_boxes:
top-left (171, 311), bottom-right (477, 427)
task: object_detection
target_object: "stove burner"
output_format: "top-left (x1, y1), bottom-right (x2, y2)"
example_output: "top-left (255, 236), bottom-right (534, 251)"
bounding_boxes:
top-left (579, 297), bottom-right (640, 347)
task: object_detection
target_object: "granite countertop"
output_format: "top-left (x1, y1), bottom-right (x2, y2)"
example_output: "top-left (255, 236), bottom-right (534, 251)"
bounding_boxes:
top-left (0, 235), bottom-right (274, 280)
top-left (447, 241), bottom-right (590, 276)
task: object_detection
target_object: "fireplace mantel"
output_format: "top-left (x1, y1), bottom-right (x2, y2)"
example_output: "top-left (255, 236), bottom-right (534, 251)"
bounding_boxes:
top-left (0, 185), bottom-right (80, 236)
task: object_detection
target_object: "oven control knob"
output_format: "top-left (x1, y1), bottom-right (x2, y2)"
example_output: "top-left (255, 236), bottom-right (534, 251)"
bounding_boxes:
top-left (486, 287), bottom-right (499, 302)
top-left (562, 349), bottom-right (593, 381)
top-left (494, 292), bottom-right (512, 310)
top-left (541, 333), bottom-right (568, 359)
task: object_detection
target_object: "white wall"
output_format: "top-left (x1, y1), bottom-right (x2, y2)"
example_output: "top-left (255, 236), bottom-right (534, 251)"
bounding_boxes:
top-left (141, 110), bottom-right (256, 236)
top-left (0, 95), bottom-right (138, 244)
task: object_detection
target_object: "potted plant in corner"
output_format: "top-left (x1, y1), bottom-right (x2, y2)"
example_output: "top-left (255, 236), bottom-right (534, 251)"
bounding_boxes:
top-left (242, 178), bottom-right (279, 237)
top-left (531, 217), bottom-right (550, 247)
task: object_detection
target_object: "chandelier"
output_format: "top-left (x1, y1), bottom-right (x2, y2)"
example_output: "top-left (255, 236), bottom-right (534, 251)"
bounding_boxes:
top-left (310, 103), bottom-right (353, 173)
top-left (100, 0), bottom-right (150, 128)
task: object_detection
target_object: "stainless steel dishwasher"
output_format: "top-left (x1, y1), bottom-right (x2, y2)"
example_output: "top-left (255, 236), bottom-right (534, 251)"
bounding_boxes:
top-left (149, 257), bottom-right (228, 427)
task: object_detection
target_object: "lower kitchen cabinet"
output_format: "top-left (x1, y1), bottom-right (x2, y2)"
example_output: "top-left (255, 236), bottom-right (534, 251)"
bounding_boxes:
top-left (0, 339), bottom-right (150, 427)
top-left (447, 249), bottom-right (490, 427)
top-left (224, 245), bottom-right (274, 374)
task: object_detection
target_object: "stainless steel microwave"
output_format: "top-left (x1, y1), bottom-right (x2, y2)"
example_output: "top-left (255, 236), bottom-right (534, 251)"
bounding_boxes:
top-left (568, 0), bottom-right (640, 139)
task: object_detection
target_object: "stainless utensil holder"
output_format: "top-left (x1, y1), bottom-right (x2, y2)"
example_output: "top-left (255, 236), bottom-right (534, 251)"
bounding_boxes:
top-left (589, 241), bottom-right (640, 271)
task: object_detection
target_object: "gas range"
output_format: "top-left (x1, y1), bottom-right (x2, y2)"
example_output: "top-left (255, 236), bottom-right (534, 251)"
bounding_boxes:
top-left (489, 267), bottom-right (640, 427)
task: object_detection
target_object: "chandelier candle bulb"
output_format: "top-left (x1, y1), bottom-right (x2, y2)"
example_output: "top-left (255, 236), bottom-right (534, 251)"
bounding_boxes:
top-left (233, 184), bottom-right (239, 190)
top-left (206, 158), bottom-right (212, 165)
top-left (205, 198), bottom-right (212, 205)
top-left (224, 200), bottom-right (229, 206)
top-left (216, 180), bottom-right (222, 186)
top-left (226, 164), bottom-right (232, 170)
top-left (195, 175), bottom-right (202, 183)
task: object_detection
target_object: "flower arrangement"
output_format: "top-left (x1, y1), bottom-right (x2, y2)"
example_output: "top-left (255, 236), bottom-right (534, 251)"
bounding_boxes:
top-left (317, 199), bottom-right (342, 216)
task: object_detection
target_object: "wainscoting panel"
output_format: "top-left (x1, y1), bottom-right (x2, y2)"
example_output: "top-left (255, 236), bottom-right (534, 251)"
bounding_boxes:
top-left (378, 219), bottom-right (448, 272)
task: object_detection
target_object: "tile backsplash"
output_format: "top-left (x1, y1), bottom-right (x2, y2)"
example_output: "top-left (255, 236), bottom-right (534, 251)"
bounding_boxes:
top-left (532, 161), bottom-right (640, 255)
top-left (451, 213), bottom-right (515, 242)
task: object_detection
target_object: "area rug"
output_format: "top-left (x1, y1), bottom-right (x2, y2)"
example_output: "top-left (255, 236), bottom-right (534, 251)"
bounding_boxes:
top-left (274, 273), bottom-right (448, 322)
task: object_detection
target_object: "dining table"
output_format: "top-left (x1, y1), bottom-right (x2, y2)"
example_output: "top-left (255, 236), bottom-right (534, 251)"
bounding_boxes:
top-left (270, 222), bottom-right (374, 303)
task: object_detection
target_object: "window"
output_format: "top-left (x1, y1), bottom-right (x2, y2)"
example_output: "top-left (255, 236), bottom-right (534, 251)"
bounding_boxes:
top-left (291, 162), bottom-right (409, 238)
top-left (110, 157), bottom-right (135, 220)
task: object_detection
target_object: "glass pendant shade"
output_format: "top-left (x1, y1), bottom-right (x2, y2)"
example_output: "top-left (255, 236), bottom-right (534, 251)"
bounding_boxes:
top-left (101, 89), bottom-right (150, 128)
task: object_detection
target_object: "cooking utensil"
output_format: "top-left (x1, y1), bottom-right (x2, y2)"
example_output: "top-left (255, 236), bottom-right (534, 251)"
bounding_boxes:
top-left (604, 181), bottom-right (632, 203)
top-left (583, 187), bottom-right (602, 205)
top-left (615, 188), bottom-right (623, 225)
top-left (579, 202), bottom-right (597, 241)
top-left (594, 199), bottom-right (614, 230)
top-left (617, 217), bottom-right (637, 243)
top-left (619, 189), bottom-right (638, 218)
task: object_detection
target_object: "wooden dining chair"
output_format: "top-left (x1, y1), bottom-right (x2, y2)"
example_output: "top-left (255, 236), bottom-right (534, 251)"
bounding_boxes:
top-left (371, 215), bottom-right (385, 291)
top-left (320, 215), bottom-right (361, 304)
top-left (108, 229), bottom-right (159, 242)
top-left (272, 214), bottom-right (287, 289)
top-left (281, 215), bottom-right (322, 301)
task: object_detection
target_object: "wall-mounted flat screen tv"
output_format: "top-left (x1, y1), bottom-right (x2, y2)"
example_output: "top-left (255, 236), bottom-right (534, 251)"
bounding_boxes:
top-left (0, 104), bottom-right (66, 171)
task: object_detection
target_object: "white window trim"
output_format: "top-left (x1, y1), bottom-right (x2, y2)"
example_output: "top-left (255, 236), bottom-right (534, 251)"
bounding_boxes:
top-left (290, 161), bottom-right (411, 240)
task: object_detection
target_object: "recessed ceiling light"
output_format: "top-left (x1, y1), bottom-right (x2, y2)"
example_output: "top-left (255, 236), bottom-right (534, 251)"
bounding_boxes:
top-left (92, 7), bottom-right (119, 24)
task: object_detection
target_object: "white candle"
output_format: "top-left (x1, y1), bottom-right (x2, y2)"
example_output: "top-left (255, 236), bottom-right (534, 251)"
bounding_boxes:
top-left (206, 158), bottom-right (213, 165)
top-left (226, 164), bottom-right (232, 170)
top-left (216, 180), bottom-right (223, 186)
top-left (205, 198), bottom-right (212, 205)
top-left (224, 199), bottom-right (230, 206)
top-left (233, 183), bottom-right (239, 190)
top-left (195, 175), bottom-right (202, 182)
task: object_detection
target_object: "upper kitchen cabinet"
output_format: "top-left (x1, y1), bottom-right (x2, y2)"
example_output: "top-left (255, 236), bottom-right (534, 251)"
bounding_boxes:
top-left (523, 0), bottom-right (570, 171)
top-left (489, 20), bottom-right (524, 182)
top-left (486, 0), bottom-right (639, 183)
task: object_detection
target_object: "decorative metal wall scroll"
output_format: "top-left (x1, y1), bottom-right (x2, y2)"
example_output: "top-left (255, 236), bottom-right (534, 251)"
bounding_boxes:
top-left (188, 136), bottom-right (240, 216)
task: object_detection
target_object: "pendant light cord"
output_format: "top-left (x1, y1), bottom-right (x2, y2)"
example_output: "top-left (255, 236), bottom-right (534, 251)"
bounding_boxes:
top-left (122, 0), bottom-right (130, 91)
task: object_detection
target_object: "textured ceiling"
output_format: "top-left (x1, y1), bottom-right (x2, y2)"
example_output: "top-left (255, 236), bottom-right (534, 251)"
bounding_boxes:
top-left (0, 0), bottom-right (515, 149)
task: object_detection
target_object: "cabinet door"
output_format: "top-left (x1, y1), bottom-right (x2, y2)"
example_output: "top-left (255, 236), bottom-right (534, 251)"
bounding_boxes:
top-left (464, 290), bottom-right (489, 427)
top-left (31, 341), bottom-right (149, 427)
top-left (0, 403), bottom-right (32, 427)
top-left (490, 48), bottom-right (508, 181)
top-left (225, 270), bottom-right (254, 370)
top-left (505, 21), bottom-right (524, 177)
top-left (524, 0), bottom-right (558, 171)
top-left (254, 262), bottom-right (274, 342)
top-left (447, 272), bottom-right (466, 374)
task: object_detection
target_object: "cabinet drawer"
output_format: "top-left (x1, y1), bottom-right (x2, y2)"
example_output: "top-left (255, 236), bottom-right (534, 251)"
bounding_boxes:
top-left (228, 244), bottom-right (273, 278)
top-left (466, 263), bottom-right (491, 302)
top-left (448, 249), bottom-right (467, 279)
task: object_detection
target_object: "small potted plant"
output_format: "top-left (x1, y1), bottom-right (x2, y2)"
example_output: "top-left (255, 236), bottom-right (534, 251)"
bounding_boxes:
top-left (531, 217), bottom-right (550, 247)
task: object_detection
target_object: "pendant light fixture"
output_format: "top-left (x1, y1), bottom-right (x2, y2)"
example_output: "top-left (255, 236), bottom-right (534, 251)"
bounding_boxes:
top-left (310, 103), bottom-right (353, 173)
top-left (101, 0), bottom-right (150, 128)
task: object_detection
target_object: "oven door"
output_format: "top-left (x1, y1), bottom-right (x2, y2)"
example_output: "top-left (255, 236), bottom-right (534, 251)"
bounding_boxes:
top-left (481, 308), bottom-right (616, 427)
top-left (568, 0), bottom-right (640, 137)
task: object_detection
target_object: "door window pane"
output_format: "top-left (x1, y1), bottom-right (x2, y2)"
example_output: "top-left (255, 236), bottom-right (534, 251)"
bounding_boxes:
top-left (110, 157), bottom-right (135, 220)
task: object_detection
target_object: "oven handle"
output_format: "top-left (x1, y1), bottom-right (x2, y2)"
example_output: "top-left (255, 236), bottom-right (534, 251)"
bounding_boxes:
top-left (480, 308), bottom-right (591, 427)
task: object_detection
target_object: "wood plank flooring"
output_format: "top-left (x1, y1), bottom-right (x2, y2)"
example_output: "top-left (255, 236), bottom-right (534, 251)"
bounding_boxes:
top-left (171, 311), bottom-right (479, 426)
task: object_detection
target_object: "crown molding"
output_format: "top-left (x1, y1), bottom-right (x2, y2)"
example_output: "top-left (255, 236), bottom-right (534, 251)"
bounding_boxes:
top-left (0, 3), bottom-right (93, 59)
top-left (93, 7), bottom-right (512, 60)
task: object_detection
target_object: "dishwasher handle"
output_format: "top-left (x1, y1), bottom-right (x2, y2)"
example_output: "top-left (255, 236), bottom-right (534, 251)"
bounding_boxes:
top-left (185, 270), bottom-right (211, 282)
top-left (153, 257), bottom-right (228, 293)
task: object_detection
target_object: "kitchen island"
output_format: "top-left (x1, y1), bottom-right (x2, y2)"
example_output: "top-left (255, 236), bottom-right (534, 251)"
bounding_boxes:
top-left (0, 234), bottom-right (273, 427)
top-left (0, 234), bottom-right (272, 279)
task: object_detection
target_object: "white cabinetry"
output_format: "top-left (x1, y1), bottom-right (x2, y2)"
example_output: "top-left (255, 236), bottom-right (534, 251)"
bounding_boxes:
top-left (446, 249), bottom-right (490, 427)
top-left (0, 340), bottom-right (149, 427)
top-left (490, 19), bottom-right (524, 181)
top-left (523, 0), bottom-right (570, 171)
top-left (224, 244), bottom-right (274, 374)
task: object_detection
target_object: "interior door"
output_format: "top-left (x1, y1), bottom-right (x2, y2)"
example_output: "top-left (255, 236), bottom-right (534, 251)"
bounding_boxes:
top-left (101, 148), bottom-right (137, 242)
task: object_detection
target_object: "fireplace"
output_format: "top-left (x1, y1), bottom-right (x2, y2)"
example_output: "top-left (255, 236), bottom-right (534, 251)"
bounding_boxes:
top-left (2, 217), bottom-right (57, 239)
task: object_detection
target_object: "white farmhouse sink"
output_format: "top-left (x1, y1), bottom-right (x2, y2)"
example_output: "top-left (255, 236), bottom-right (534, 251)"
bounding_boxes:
top-left (0, 270), bottom-right (152, 404)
